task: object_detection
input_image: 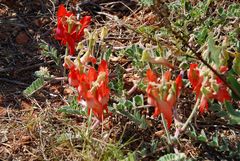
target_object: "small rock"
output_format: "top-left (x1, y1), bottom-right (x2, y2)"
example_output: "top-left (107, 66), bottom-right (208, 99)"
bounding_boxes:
top-left (64, 87), bottom-right (74, 95)
top-left (20, 100), bottom-right (32, 110)
top-left (16, 31), bottom-right (29, 45)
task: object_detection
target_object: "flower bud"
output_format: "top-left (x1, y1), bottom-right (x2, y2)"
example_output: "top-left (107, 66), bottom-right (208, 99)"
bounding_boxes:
top-left (81, 50), bottom-right (91, 64)
top-left (141, 49), bottom-right (151, 62)
top-left (76, 42), bottom-right (84, 51)
top-left (100, 26), bottom-right (108, 40)
top-left (63, 56), bottom-right (74, 69)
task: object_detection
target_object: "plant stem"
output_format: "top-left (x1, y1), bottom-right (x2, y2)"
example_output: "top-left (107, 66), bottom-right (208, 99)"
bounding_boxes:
top-left (161, 113), bottom-right (172, 144)
top-left (181, 98), bottom-right (200, 132)
top-left (63, 48), bottom-right (68, 77)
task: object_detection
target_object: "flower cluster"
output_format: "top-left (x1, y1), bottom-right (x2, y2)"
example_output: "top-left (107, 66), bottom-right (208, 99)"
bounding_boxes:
top-left (64, 56), bottom-right (110, 121)
top-left (188, 64), bottom-right (231, 113)
top-left (55, 4), bottom-right (91, 55)
top-left (146, 69), bottom-right (182, 128)
top-left (55, 5), bottom-right (110, 121)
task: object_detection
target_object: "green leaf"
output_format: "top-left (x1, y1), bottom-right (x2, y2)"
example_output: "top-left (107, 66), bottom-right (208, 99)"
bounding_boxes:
top-left (226, 73), bottom-right (240, 100)
top-left (123, 152), bottom-right (136, 161)
top-left (104, 48), bottom-right (112, 61)
top-left (117, 107), bottom-right (148, 129)
top-left (39, 41), bottom-right (61, 66)
top-left (157, 153), bottom-right (187, 161)
top-left (209, 133), bottom-right (219, 147)
top-left (197, 130), bottom-right (208, 142)
top-left (220, 138), bottom-right (230, 152)
top-left (139, 0), bottom-right (154, 6)
top-left (189, 127), bottom-right (197, 138)
top-left (233, 53), bottom-right (240, 75)
top-left (109, 64), bottom-right (124, 95)
top-left (209, 103), bottom-right (221, 112)
top-left (216, 111), bottom-right (228, 117)
top-left (58, 106), bottom-right (83, 115)
top-left (225, 101), bottom-right (240, 125)
top-left (196, 27), bottom-right (208, 44)
top-left (133, 95), bottom-right (144, 106)
top-left (218, 7), bottom-right (226, 16)
top-left (137, 25), bottom-right (156, 36)
top-left (207, 33), bottom-right (221, 67)
top-left (23, 77), bottom-right (45, 97)
top-left (125, 45), bottom-right (144, 69)
top-left (124, 100), bottom-right (134, 111)
top-left (227, 4), bottom-right (240, 17)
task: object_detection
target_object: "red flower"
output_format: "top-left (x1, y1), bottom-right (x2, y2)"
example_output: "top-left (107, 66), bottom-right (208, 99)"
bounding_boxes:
top-left (188, 63), bottom-right (202, 99)
top-left (188, 64), bottom-right (199, 87)
top-left (199, 96), bottom-right (209, 113)
top-left (155, 100), bottom-right (172, 129)
top-left (55, 4), bottom-right (91, 55)
top-left (146, 69), bottom-right (182, 128)
top-left (175, 74), bottom-right (183, 98)
top-left (85, 60), bottom-right (110, 121)
top-left (67, 60), bottom-right (110, 121)
top-left (85, 92), bottom-right (105, 120)
top-left (146, 69), bottom-right (157, 82)
top-left (68, 66), bottom-right (81, 87)
top-left (188, 64), bottom-right (231, 114)
top-left (214, 85), bottom-right (230, 102)
top-left (216, 66), bottom-right (228, 84)
top-left (214, 66), bottom-right (230, 102)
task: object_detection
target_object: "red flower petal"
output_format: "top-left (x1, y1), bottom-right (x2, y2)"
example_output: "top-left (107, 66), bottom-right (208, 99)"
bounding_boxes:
top-left (86, 92), bottom-right (104, 121)
top-left (98, 60), bottom-right (108, 74)
top-left (78, 84), bottom-right (88, 99)
top-left (214, 86), bottom-right (230, 102)
top-left (146, 69), bottom-right (157, 82)
top-left (199, 96), bottom-right (208, 113)
top-left (68, 67), bottom-right (80, 87)
top-left (188, 64), bottom-right (203, 99)
top-left (87, 56), bottom-right (97, 64)
top-left (175, 73), bottom-right (182, 98)
top-left (188, 63), bottom-right (200, 88)
top-left (80, 16), bottom-right (92, 27)
top-left (216, 66), bottom-right (229, 83)
top-left (57, 4), bottom-right (67, 18)
top-left (97, 83), bottom-right (110, 106)
top-left (65, 33), bottom-right (75, 55)
top-left (164, 70), bottom-right (171, 82)
top-left (77, 16), bottom-right (92, 40)
top-left (220, 66), bottom-right (228, 73)
top-left (88, 67), bottom-right (97, 84)
top-left (154, 100), bottom-right (173, 129)
top-left (166, 93), bottom-right (176, 108)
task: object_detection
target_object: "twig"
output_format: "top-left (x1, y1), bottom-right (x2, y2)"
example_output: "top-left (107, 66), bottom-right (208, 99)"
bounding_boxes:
top-left (105, 36), bottom-right (140, 41)
top-left (0, 60), bottom-right (55, 73)
top-left (15, 60), bottom-right (55, 74)
top-left (100, 1), bottom-right (136, 15)
top-left (127, 80), bottom-right (139, 96)
top-left (132, 104), bottom-right (152, 110)
top-left (181, 98), bottom-right (200, 132)
top-left (0, 78), bottom-right (29, 87)
top-left (0, 67), bottom-right (15, 73)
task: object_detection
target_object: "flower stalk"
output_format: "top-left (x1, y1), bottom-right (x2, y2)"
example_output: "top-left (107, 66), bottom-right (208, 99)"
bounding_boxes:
top-left (181, 98), bottom-right (200, 132)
